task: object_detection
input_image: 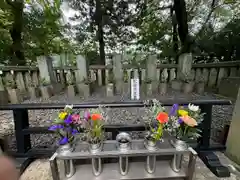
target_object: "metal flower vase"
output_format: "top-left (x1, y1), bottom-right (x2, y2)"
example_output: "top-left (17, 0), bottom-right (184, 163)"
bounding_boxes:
top-left (170, 139), bottom-right (188, 172)
top-left (144, 139), bottom-right (157, 173)
top-left (89, 142), bottom-right (103, 176)
top-left (116, 132), bottom-right (131, 176)
top-left (58, 144), bottom-right (75, 178)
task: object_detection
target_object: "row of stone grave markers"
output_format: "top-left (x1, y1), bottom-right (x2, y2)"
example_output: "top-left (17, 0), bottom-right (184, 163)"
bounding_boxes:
top-left (0, 53), bottom-right (239, 103)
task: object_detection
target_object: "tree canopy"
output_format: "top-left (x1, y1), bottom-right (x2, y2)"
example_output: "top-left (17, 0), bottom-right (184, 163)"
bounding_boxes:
top-left (0, 0), bottom-right (239, 65)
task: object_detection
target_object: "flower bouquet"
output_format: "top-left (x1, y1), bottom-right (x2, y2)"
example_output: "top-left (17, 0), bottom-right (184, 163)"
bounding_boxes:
top-left (168, 103), bottom-right (204, 143)
top-left (168, 103), bottom-right (204, 172)
top-left (83, 108), bottom-right (105, 152)
top-left (48, 105), bottom-right (84, 146)
top-left (145, 99), bottom-right (169, 149)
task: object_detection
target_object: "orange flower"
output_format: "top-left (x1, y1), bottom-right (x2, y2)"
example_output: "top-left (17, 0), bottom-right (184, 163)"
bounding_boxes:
top-left (91, 113), bottom-right (102, 121)
top-left (156, 112), bottom-right (169, 123)
top-left (180, 115), bottom-right (197, 127)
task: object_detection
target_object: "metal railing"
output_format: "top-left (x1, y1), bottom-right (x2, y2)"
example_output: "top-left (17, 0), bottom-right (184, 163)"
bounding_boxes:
top-left (0, 99), bottom-right (232, 177)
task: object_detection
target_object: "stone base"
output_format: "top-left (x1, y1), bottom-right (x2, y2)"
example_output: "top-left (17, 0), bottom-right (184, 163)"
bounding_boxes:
top-left (115, 80), bottom-right (123, 95)
top-left (183, 82), bottom-right (194, 93)
top-left (51, 83), bottom-right (64, 94)
top-left (67, 85), bottom-right (76, 98)
top-left (195, 83), bottom-right (205, 94)
top-left (152, 82), bottom-right (159, 94)
top-left (28, 87), bottom-right (40, 99)
top-left (77, 83), bottom-right (90, 97)
top-left (123, 83), bottom-right (129, 95)
top-left (0, 90), bottom-right (9, 105)
top-left (145, 83), bottom-right (152, 96)
top-left (106, 83), bottom-right (114, 97)
top-left (218, 77), bottom-right (240, 99)
top-left (171, 80), bottom-right (183, 91)
top-left (159, 83), bottom-right (167, 95)
top-left (40, 86), bottom-right (52, 99)
top-left (7, 89), bottom-right (23, 104)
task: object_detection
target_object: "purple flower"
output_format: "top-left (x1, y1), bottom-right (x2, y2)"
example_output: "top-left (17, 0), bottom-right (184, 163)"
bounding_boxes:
top-left (71, 129), bottom-right (79, 135)
top-left (169, 104), bottom-right (179, 116)
top-left (84, 111), bottom-right (91, 120)
top-left (151, 119), bottom-right (158, 129)
top-left (64, 115), bottom-right (72, 124)
top-left (48, 124), bottom-right (64, 131)
top-left (178, 118), bottom-right (183, 124)
top-left (59, 137), bottom-right (68, 145)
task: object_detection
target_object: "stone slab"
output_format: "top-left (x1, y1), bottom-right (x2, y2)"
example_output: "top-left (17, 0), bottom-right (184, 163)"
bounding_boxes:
top-left (0, 90), bottom-right (9, 105)
top-left (51, 83), bottom-right (64, 94)
top-left (218, 77), bottom-right (240, 99)
top-left (226, 84), bottom-right (240, 165)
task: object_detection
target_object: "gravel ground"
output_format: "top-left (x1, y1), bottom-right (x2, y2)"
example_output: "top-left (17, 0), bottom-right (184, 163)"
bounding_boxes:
top-left (0, 86), bottom-right (234, 150)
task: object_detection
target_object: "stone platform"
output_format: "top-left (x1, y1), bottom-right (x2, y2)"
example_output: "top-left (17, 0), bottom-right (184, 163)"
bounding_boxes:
top-left (20, 152), bottom-right (240, 180)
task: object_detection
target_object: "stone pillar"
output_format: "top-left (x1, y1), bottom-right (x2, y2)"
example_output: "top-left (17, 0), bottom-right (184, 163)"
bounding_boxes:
top-left (75, 55), bottom-right (88, 83)
top-left (51, 54), bottom-right (61, 67)
top-left (177, 53), bottom-right (193, 80)
top-left (37, 56), bottom-right (62, 95)
top-left (146, 55), bottom-right (158, 92)
top-left (226, 87), bottom-right (240, 164)
top-left (113, 54), bottom-right (123, 94)
top-left (105, 58), bottom-right (112, 84)
top-left (60, 53), bottom-right (67, 66)
top-left (0, 76), bottom-right (8, 105)
top-left (15, 72), bottom-right (26, 92)
top-left (75, 55), bottom-right (91, 97)
top-left (37, 56), bottom-right (57, 84)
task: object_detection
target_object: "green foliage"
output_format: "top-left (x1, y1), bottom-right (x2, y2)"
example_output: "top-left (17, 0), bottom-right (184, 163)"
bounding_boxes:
top-left (0, 0), bottom-right (75, 64)
top-left (0, 0), bottom-right (239, 65)
top-left (40, 78), bottom-right (50, 86)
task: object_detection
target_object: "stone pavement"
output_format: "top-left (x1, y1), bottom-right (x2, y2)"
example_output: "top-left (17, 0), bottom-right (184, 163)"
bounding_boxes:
top-left (20, 152), bottom-right (240, 180)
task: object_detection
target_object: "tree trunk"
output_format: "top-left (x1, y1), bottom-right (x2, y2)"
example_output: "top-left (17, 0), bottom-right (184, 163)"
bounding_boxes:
top-left (95, 0), bottom-right (105, 65)
top-left (173, 0), bottom-right (190, 54)
top-left (171, 7), bottom-right (179, 63)
top-left (9, 0), bottom-right (25, 65)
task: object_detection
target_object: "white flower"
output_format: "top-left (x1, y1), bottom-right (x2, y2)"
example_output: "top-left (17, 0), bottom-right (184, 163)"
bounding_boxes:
top-left (65, 104), bottom-right (73, 109)
top-left (188, 104), bottom-right (199, 112)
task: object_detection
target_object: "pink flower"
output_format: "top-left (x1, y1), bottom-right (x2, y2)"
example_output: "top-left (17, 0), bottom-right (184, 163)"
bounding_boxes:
top-left (71, 114), bottom-right (81, 124)
top-left (180, 115), bottom-right (197, 127)
top-left (84, 111), bottom-right (91, 120)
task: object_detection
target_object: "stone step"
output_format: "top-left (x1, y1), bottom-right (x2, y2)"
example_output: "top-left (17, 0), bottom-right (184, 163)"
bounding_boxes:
top-left (15, 157), bottom-right (33, 174)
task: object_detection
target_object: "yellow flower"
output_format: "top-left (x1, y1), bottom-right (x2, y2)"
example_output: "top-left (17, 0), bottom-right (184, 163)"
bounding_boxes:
top-left (59, 112), bottom-right (67, 120)
top-left (178, 110), bottom-right (188, 116)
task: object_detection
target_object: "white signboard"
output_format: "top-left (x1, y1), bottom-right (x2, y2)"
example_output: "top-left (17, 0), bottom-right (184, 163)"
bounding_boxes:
top-left (131, 78), bottom-right (140, 100)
